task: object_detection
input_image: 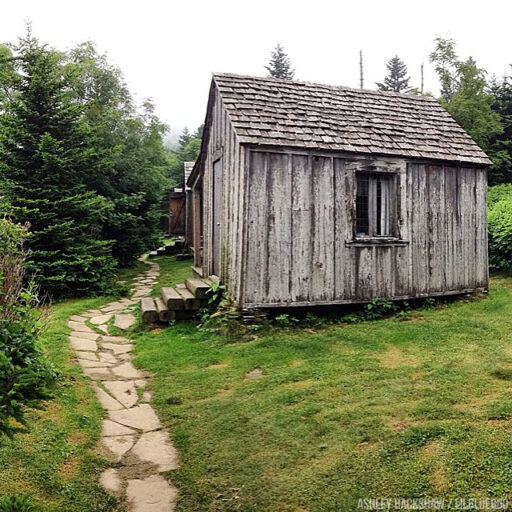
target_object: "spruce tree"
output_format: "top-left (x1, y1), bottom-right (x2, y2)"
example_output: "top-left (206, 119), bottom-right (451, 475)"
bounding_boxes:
top-left (178, 127), bottom-right (192, 149)
top-left (376, 55), bottom-right (411, 93)
top-left (265, 44), bottom-right (295, 80)
top-left (0, 33), bottom-right (116, 298)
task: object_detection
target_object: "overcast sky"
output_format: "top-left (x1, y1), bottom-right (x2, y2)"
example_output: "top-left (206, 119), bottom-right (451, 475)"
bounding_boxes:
top-left (2, 0), bottom-right (511, 144)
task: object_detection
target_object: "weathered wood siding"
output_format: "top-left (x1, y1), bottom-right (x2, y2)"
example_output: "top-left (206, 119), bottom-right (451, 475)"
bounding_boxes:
top-left (241, 149), bottom-right (488, 307)
top-left (200, 86), bottom-right (246, 303)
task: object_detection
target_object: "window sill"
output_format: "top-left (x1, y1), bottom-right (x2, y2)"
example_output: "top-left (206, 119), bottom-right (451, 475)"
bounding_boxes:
top-left (346, 238), bottom-right (409, 247)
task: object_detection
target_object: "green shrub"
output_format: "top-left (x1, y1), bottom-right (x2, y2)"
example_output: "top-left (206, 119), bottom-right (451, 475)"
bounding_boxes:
top-left (488, 183), bottom-right (512, 208)
top-left (488, 198), bottom-right (512, 273)
top-left (0, 494), bottom-right (40, 512)
top-left (0, 218), bottom-right (57, 437)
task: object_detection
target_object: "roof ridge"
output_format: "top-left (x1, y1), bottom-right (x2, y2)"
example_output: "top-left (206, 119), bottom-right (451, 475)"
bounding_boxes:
top-left (212, 72), bottom-right (437, 103)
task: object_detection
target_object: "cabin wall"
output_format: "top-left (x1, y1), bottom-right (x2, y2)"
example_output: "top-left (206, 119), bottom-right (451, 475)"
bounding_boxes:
top-left (241, 149), bottom-right (488, 307)
top-left (200, 88), bottom-right (245, 303)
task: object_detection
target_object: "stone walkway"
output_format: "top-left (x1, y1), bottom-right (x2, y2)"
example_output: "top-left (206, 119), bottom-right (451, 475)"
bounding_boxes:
top-left (67, 259), bottom-right (179, 511)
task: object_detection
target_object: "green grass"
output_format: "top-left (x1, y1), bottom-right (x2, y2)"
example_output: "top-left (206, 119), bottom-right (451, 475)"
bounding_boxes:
top-left (149, 255), bottom-right (194, 296)
top-left (0, 296), bottom-right (126, 511)
top-left (131, 274), bottom-right (512, 511)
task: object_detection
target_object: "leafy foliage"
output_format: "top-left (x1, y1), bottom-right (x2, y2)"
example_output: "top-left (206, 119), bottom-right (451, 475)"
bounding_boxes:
top-left (0, 33), bottom-right (116, 297)
top-left (0, 494), bottom-right (40, 512)
top-left (0, 217), bottom-right (56, 438)
top-left (67, 43), bottom-right (170, 267)
top-left (488, 188), bottom-right (512, 273)
top-left (488, 73), bottom-right (512, 184)
top-left (429, 38), bottom-right (503, 161)
top-left (166, 126), bottom-right (202, 189)
top-left (265, 43), bottom-right (295, 80)
top-left (0, 32), bottom-right (171, 296)
top-left (376, 55), bottom-right (411, 93)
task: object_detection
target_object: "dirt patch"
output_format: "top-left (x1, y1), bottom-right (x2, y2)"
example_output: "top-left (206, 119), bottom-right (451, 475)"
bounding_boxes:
top-left (59, 456), bottom-right (80, 480)
top-left (391, 420), bottom-right (408, 432)
top-left (419, 440), bottom-right (449, 492)
top-left (289, 360), bottom-right (304, 368)
top-left (282, 380), bottom-right (317, 390)
top-left (68, 431), bottom-right (87, 444)
top-left (207, 362), bottom-right (229, 370)
top-left (245, 368), bottom-right (263, 379)
top-left (377, 346), bottom-right (420, 369)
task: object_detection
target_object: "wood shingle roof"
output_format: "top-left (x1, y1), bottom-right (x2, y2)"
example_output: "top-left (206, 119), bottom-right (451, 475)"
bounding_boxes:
top-left (213, 73), bottom-right (492, 166)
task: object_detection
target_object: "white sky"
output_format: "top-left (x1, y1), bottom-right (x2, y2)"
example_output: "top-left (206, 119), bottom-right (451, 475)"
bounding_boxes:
top-left (2, 0), bottom-right (511, 144)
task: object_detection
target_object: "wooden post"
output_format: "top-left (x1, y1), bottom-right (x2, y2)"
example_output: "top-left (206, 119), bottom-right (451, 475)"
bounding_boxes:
top-left (193, 188), bottom-right (202, 268)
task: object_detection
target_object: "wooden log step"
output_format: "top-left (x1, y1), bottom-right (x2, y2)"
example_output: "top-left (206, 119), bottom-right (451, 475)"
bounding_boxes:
top-left (148, 251), bottom-right (158, 258)
top-left (174, 310), bottom-right (196, 320)
top-left (161, 287), bottom-right (185, 310)
top-left (141, 297), bottom-right (158, 323)
top-left (175, 253), bottom-right (193, 261)
top-left (155, 297), bottom-right (175, 322)
top-left (157, 247), bottom-right (167, 255)
top-left (175, 284), bottom-right (202, 310)
top-left (185, 278), bottom-right (211, 299)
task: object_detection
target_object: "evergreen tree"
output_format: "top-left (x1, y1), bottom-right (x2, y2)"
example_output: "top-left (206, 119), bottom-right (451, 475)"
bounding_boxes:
top-left (0, 33), bottom-right (116, 297)
top-left (376, 55), bottom-right (411, 93)
top-left (178, 127), bottom-right (192, 149)
top-left (67, 42), bottom-right (169, 266)
top-left (488, 73), bottom-right (512, 184)
top-left (265, 44), bottom-right (295, 80)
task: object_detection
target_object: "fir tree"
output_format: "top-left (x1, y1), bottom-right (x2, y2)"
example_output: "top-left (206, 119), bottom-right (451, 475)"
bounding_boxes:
top-left (265, 44), bottom-right (295, 80)
top-left (376, 55), bottom-right (411, 93)
top-left (178, 127), bottom-right (192, 149)
top-left (0, 32), bottom-right (116, 298)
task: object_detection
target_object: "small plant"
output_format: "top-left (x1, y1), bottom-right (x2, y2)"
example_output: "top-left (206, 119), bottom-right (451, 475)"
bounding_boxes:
top-left (274, 314), bottom-right (299, 328)
top-left (0, 218), bottom-right (57, 437)
top-left (0, 494), bottom-right (41, 512)
top-left (206, 281), bottom-right (226, 308)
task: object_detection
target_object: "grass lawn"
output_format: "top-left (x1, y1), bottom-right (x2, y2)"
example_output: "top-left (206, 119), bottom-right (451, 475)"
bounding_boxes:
top-left (0, 263), bottom-right (145, 511)
top-left (131, 265), bottom-right (512, 512)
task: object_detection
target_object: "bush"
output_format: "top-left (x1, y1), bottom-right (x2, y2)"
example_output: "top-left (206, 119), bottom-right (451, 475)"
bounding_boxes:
top-left (488, 183), bottom-right (512, 208)
top-left (0, 217), bottom-right (56, 437)
top-left (0, 494), bottom-right (40, 512)
top-left (488, 194), bottom-right (512, 273)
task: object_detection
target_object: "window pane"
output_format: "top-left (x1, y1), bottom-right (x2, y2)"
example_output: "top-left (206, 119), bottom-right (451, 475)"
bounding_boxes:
top-left (356, 174), bottom-right (369, 235)
top-left (376, 175), bottom-right (392, 236)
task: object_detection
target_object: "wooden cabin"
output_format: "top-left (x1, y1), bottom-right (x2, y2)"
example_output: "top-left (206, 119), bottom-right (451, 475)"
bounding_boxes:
top-left (187, 73), bottom-right (491, 308)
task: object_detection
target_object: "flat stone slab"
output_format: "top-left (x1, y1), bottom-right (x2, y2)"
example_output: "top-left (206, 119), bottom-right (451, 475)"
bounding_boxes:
top-left (112, 362), bottom-right (143, 379)
top-left (102, 302), bottom-right (128, 313)
top-left (103, 434), bottom-right (136, 461)
top-left (114, 314), bottom-right (136, 330)
top-left (82, 367), bottom-right (112, 379)
top-left (67, 321), bottom-right (95, 333)
top-left (69, 315), bottom-right (87, 323)
top-left (102, 335), bottom-right (131, 344)
top-left (90, 314), bottom-right (113, 325)
top-left (76, 351), bottom-right (99, 361)
top-left (100, 468), bottom-right (122, 494)
top-left (78, 359), bottom-right (110, 369)
top-left (103, 380), bottom-right (138, 408)
top-left (131, 430), bottom-right (179, 471)
top-left (126, 475), bottom-right (177, 512)
top-left (70, 331), bottom-right (99, 341)
top-left (102, 343), bottom-right (134, 355)
top-left (98, 352), bottom-right (119, 364)
top-left (102, 419), bottom-right (137, 437)
top-left (109, 404), bottom-right (161, 431)
top-left (94, 386), bottom-right (124, 411)
top-left (69, 337), bottom-right (97, 352)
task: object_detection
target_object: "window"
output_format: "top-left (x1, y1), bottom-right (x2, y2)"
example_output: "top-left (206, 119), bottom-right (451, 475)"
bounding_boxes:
top-left (355, 173), bottom-right (396, 237)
